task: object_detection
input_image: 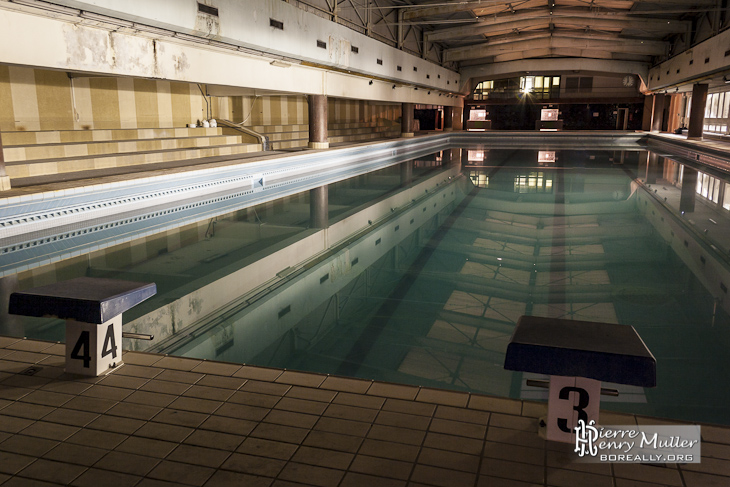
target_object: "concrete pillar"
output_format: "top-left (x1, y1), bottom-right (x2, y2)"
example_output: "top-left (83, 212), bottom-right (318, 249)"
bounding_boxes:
top-left (687, 84), bottom-right (709, 140)
top-left (0, 134), bottom-right (10, 191)
top-left (680, 166), bottom-right (698, 213)
top-left (401, 102), bottom-right (414, 138)
top-left (308, 95), bottom-right (329, 149)
top-left (641, 96), bottom-right (653, 131)
top-left (444, 106), bottom-right (454, 132)
top-left (400, 161), bottom-right (413, 187)
top-left (651, 94), bottom-right (666, 133)
top-left (310, 185), bottom-right (328, 228)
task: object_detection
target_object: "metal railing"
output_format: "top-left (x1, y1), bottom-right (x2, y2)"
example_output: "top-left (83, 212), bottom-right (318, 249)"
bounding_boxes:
top-left (217, 119), bottom-right (271, 151)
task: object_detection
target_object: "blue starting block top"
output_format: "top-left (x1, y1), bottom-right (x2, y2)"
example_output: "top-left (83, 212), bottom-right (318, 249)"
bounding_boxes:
top-left (504, 316), bottom-right (656, 388)
top-left (9, 277), bottom-right (156, 324)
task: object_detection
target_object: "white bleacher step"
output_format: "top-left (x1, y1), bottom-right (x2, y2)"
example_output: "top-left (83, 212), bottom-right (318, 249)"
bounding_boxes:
top-left (1, 127), bottom-right (223, 146)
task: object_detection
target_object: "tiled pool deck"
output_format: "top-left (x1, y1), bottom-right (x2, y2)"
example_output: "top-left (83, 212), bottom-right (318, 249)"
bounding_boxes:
top-left (0, 336), bottom-right (729, 487)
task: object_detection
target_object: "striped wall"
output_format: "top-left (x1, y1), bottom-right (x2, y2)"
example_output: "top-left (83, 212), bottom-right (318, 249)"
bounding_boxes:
top-left (0, 65), bottom-right (208, 132)
top-left (0, 65), bottom-right (401, 133)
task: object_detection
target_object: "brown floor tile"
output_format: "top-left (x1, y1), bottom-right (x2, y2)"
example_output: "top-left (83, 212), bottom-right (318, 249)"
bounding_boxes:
top-left (183, 428), bottom-right (245, 451)
top-left (198, 415), bottom-right (257, 436)
top-left (477, 475), bottom-right (542, 487)
top-left (423, 432), bottom-right (484, 455)
top-left (221, 452), bottom-right (286, 477)
top-left (190, 360), bottom-right (242, 377)
top-left (546, 449), bottom-right (611, 474)
top-left (358, 438), bottom-right (420, 462)
top-left (153, 356), bottom-right (203, 372)
top-left (115, 436), bottom-right (178, 458)
top-left (382, 398), bottom-right (436, 417)
top-left (703, 441), bottom-right (730, 460)
top-left (124, 390), bottom-right (178, 408)
top-left (486, 426), bottom-right (546, 449)
top-left (367, 382), bottom-right (419, 400)
top-left (418, 446), bottom-right (480, 473)
top-left (350, 454), bottom-right (412, 480)
top-left (19, 420), bottom-right (79, 441)
top-left (319, 376), bottom-right (372, 394)
top-left (152, 408), bottom-right (209, 428)
top-left (0, 451), bottom-right (36, 475)
top-left (481, 457), bottom-right (544, 484)
top-left (416, 388), bottom-right (469, 407)
top-left (203, 470), bottom-right (273, 487)
top-left (1, 402), bottom-right (55, 420)
top-left (490, 413), bottom-right (538, 432)
top-left (277, 461), bottom-right (345, 487)
top-left (41, 408), bottom-right (100, 427)
top-left (18, 389), bottom-right (74, 407)
top-left (340, 472), bottom-right (406, 487)
top-left (62, 395), bottom-right (117, 414)
top-left (168, 396), bottom-right (223, 414)
top-left (121, 351), bottom-right (164, 367)
top-left (155, 369), bottom-right (204, 384)
top-left (0, 414), bottom-right (35, 433)
top-left (0, 434), bottom-right (60, 456)
top-left (547, 467), bottom-right (613, 487)
top-left (43, 442), bottom-right (107, 466)
top-left (250, 422), bottom-right (310, 444)
top-left (483, 440), bottom-right (544, 465)
top-left (67, 428), bottom-right (127, 450)
top-left (182, 384), bottom-right (236, 402)
top-left (315, 416), bottom-right (371, 437)
top-left (99, 373), bottom-right (150, 389)
top-left (430, 417), bottom-right (486, 440)
top-left (81, 384), bottom-right (134, 401)
top-left (17, 458), bottom-right (86, 484)
top-left (5, 340), bottom-right (56, 353)
top-left (228, 391), bottom-right (281, 408)
top-left (292, 445), bottom-right (354, 470)
top-left (94, 450), bottom-right (161, 476)
top-left (435, 405), bottom-right (491, 425)
top-left (302, 430), bottom-right (364, 454)
top-left (113, 364), bottom-right (163, 380)
top-left (367, 423), bottom-right (425, 446)
top-left (613, 464), bottom-right (683, 486)
top-left (703, 425), bottom-right (730, 445)
top-left (147, 459), bottom-right (215, 486)
top-left (264, 408), bottom-right (320, 429)
top-left (0, 386), bottom-right (33, 401)
top-left (236, 437), bottom-right (299, 460)
top-left (168, 443), bottom-right (232, 468)
top-left (195, 374), bottom-right (246, 390)
top-left (332, 391), bottom-right (385, 410)
top-left (106, 401), bottom-right (163, 421)
top-left (469, 395), bottom-right (522, 415)
top-left (274, 396), bottom-right (328, 415)
top-left (324, 403), bottom-right (379, 423)
top-left (375, 410), bottom-right (431, 430)
top-left (682, 470), bottom-right (730, 487)
top-left (411, 464), bottom-right (477, 487)
top-left (233, 366), bottom-right (283, 381)
top-left (139, 379), bottom-right (192, 395)
top-left (134, 421), bottom-right (194, 443)
top-left (215, 402), bottom-right (269, 421)
top-left (71, 467), bottom-right (141, 487)
top-left (275, 370), bottom-right (326, 388)
top-left (284, 385), bottom-right (337, 404)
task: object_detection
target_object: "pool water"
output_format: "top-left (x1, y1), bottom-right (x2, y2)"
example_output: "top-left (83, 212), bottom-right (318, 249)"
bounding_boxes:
top-left (6, 146), bottom-right (730, 426)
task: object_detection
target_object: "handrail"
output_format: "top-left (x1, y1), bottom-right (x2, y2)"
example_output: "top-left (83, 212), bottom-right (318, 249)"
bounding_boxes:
top-left (217, 119), bottom-right (270, 151)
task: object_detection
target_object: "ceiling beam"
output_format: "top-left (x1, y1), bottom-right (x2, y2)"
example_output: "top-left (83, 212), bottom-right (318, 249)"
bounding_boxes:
top-left (491, 47), bottom-right (651, 63)
top-left (445, 35), bottom-right (666, 61)
top-left (428, 14), bottom-right (691, 41)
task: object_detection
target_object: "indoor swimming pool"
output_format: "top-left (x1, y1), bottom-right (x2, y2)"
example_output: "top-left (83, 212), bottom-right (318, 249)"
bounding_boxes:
top-left (3, 137), bottom-right (730, 426)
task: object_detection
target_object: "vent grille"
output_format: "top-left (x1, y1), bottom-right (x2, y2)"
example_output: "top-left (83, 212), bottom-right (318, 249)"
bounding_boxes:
top-left (270, 18), bottom-right (283, 29)
top-left (377, 58), bottom-right (383, 65)
top-left (198, 3), bottom-right (219, 16)
top-left (351, 46), bottom-right (359, 53)
top-left (317, 40), bottom-right (327, 49)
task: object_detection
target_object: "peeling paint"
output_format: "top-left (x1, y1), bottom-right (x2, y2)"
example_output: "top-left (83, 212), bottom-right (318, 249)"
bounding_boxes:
top-left (64, 24), bottom-right (110, 68)
top-left (173, 52), bottom-right (190, 74)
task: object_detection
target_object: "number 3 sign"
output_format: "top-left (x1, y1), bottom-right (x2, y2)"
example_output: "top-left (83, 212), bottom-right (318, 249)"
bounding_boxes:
top-left (65, 316), bottom-right (121, 376)
top-left (546, 375), bottom-right (601, 443)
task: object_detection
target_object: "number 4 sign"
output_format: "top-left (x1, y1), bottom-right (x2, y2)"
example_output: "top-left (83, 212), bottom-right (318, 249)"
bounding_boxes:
top-left (546, 375), bottom-right (601, 443)
top-left (65, 316), bottom-right (122, 376)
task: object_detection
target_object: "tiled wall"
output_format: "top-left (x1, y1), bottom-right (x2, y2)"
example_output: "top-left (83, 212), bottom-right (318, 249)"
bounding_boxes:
top-left (0, 65), bottom-right (209, 132)
top-left (0, 65), bottom-right (401, 133)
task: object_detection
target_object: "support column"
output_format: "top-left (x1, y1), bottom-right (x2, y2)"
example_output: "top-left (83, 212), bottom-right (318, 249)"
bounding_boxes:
top-left (0, 134), bottom-right (10, 191)
top-left (680, 167), bottom-right (698, 213)
top-left (401, 102), bottom-right (415, 138)
top-left (651, 94), bottom-right (666, 133)
top-left (443, 106), bottom-right (454, 132)
top-left (687, 84), bottom-right (709, 140)
top-left (308, 95), bottom-right (329, 149)
top-left (310, 185), bottom-right (328, 228)
top-left (641, 96), bottom-right (653, 131)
